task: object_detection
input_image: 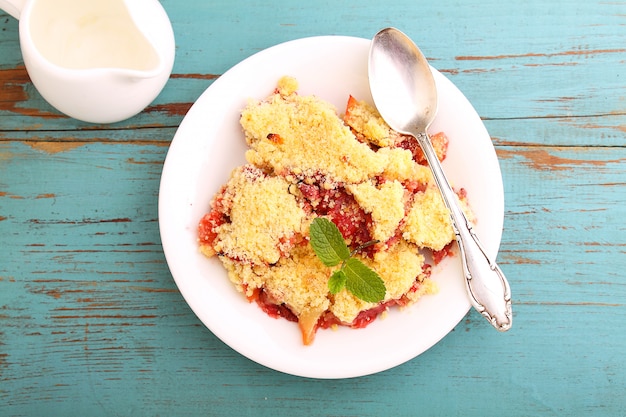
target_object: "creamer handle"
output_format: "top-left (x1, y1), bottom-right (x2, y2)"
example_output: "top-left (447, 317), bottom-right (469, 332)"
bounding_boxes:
top-left (0, 0), bottom-right (25, 19)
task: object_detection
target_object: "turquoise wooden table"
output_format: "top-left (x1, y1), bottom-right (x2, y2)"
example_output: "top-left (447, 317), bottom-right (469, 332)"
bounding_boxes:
top-left (1, 1), bottom-right (625, 415)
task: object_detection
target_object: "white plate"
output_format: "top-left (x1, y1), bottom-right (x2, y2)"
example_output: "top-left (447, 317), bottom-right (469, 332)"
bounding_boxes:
top-left (158, 36), bottom-right (504, 379)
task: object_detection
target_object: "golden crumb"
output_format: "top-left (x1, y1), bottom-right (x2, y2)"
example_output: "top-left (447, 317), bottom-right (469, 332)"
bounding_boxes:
top-left (223, 245), bottom-right (331, 317)
top-left (212, 165), bottom-right (305, 264)
top-left (346, 180), bottom-right (405, 243)
top-left (241, 82), bottom-right (388, 184)
top-left (402, 184), bottom-right (455, 251)
top-left (378, 147), bottom-right (432, 184)
top-left (369, 240), bottom-right (426, 301)
top-left (276, 75), bottom-right (299, 96)
top-left (404, 279), bottom-right (439, 305)
top-left (330, 241), bottom-right (426, 323)
top-left (344, 96), bottom-right (396, 147)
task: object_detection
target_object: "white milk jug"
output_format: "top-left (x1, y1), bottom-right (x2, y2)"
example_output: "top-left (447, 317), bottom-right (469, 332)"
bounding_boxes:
top-left (0, 0), bottom-right (175, 123)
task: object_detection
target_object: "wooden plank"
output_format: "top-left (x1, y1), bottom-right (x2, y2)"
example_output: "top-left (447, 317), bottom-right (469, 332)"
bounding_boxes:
top-left (2, 1), bottom-right (625, 135)
top-left (1, 139), bottom-right (624, 415)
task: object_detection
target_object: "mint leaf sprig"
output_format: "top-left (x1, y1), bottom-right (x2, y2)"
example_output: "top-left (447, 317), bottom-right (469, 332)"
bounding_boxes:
top-left (309, 217), bottom-right (386, 303)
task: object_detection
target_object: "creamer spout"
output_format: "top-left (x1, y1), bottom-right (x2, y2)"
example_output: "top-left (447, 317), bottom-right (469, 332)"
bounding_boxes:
top-left (0, 0), bottom-right (25, 19)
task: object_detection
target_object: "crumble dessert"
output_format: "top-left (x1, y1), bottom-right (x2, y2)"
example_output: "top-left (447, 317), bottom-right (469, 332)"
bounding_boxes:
top-left (198, 76), bottom-right (472, 345)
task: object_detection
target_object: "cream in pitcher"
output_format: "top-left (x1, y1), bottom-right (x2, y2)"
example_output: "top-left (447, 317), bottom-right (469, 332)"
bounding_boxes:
top-left (0, 0), bottom-right (175, 123)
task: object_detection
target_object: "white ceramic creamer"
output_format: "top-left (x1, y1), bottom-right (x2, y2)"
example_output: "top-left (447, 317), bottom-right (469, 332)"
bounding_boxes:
top-left (0, 0), bottom-right (175, 123)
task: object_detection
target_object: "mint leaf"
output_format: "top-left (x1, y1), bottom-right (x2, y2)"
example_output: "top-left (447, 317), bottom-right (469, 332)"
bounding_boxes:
top-left (328, 270), bottom-right (347, 294)
top-left (343, 258), bottom-right (386, 303)
top-left (309, 217), bottom-right (350, 267)
top-left (309, 217), bottom-right (387, 302)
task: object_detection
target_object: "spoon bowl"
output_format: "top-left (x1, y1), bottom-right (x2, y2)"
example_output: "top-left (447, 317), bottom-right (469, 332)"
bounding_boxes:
top-left (368, 29), bottom-right (437, 135)
top-left (369, 28), bottom-right (512, 331)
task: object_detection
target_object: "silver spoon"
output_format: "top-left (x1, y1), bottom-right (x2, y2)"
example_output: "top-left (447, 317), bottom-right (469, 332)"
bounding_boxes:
top-left (368, 27), bottom-right (512, 331)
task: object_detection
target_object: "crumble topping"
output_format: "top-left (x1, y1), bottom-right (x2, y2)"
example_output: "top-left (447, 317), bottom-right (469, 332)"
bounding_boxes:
top-left (346, 180), bottom-right (405, 243)
top-left (205, 165), bottom-right (306, 265)
top-left (198, 76), bottom-right (473, 345)
top-left (242, 98), bottom-right (386, 184)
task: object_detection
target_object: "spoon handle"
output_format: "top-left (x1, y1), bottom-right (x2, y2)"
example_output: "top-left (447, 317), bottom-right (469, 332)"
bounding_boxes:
top-left (416, 132), bottom-right (513, 331)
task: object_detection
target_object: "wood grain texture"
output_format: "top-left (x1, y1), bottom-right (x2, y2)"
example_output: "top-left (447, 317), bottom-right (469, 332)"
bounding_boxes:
top-left (1, 0), bottom-right (624, 416)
